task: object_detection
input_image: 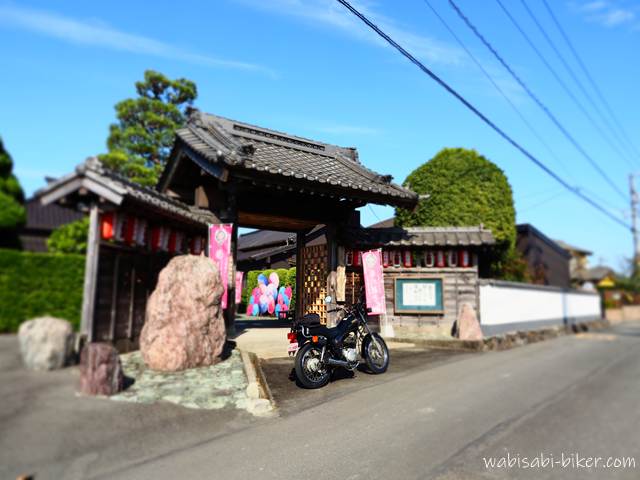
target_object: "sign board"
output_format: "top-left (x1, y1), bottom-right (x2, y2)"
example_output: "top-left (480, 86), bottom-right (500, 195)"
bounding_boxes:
top-left (394, 277), bottom-right (444, 314)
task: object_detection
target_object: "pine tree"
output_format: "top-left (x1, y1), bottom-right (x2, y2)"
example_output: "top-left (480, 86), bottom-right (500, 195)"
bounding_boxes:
top-left (99, 70), bottom-right (197, 186)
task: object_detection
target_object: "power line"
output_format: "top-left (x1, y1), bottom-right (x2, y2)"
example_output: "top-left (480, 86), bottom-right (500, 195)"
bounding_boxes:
top-left (334, 0), bottom-right (631, 231)
top-left (519, 0), bottom-right (638, 168)
top-left (496, 0), bottom-right (637, 169)
top-left (422, 0), bottom-right (571, 177)
top-left (541, 0), bottom-right (640, 164)
top-left (447, 0), bottom-right (627, 202)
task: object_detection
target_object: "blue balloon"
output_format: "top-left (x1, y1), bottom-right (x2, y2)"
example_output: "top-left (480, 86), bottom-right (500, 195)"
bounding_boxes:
top-left (278, 286), bottom-right (285, 296)
top-left (259, 301), bottom-right (268, 314)
top-left (258, 274), bottom-right (268, 285)
top-left (275, 304), bottom-right (281, 317)
top-left (251, 304), bottom-right (259, 316)
top-left (249, 296), bottom-right (255, 305)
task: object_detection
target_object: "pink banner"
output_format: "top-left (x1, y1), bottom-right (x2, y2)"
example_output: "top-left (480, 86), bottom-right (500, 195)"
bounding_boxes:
top-left (235, 270), bottom-right (244, 304)
top-left (208, 224), bottom-right (233, 309)
top-left (362, 249), bottom-right (386, 315)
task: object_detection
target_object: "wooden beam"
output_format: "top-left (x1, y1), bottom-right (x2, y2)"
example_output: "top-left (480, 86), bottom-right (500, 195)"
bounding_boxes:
top-left (80, 204), bottom-right (100, 342)
top-left (238, 211), bottom-right (320, 231)
top-left (295, 231), bottom-right (306, 319)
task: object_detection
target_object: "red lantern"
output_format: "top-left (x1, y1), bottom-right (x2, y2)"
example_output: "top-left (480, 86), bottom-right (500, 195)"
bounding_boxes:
top-left (436, 250), bottom-right (445, 268)
top-left (382, 250), bottom-right (390, 267)
top-left (190, 236), bottom-right (204, 255)
top-left (353, 250), bottom-right (361, 267)
top-left (345, 249), bottom-right (353, 266)
top-left (447, 250), bottom-right (458, 267)
top-left (151, 227), bottom-right (170, 252)
top-left (403, 250), bottom-right (413, 267)
top-left (392, 250), bottom-right (402, 267)
top-left (168, 231), bottom-right (185, 254)
top-left (134, 219), bottom-right (147, 246)
top-left (101, 212), bottom-right (115, 240)
top-left (123, 215), bottom-right (136, 245)
top-left (424, 251), bottom-right (435, 267)
top-left (459, 249), bottom-right (470, 267)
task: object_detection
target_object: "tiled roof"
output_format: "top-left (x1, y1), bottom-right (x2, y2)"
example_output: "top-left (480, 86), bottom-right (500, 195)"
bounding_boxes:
top-left (342, 226), bottom-right (495, 247)
top-left (37, 158), bottom-right (216, 227)
top-left (171, 110), bottom-right (418, 207)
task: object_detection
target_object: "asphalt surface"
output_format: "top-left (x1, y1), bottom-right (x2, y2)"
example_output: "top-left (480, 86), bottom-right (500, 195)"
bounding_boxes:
top-left (102, 323), bottom-right (640, 480)
top-left (3, 323), bottom-right (639, 479)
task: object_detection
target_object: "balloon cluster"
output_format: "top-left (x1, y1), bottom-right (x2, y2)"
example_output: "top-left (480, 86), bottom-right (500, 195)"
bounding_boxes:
top-left (246, 272), bottom-right (293, 317)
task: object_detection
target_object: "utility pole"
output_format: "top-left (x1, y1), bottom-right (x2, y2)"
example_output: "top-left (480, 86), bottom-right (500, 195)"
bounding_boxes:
top-left (630, 173), bottom-right (639, 277)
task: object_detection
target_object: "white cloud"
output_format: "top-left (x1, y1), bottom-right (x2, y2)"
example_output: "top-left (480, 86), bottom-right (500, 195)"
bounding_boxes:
top-left (581, 1), bottom-right (609, 12)
top-left (598, 8), bottom-right (635, 26)
top-left (233, 0), bottom-right (466, 66)
top-left (0, 4), bottom-right (276, 76)
top-left (575, 0), bottom-right (637, 28)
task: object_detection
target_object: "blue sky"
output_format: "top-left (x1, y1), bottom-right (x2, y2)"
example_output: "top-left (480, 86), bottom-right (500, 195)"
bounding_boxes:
top-left (1, 0), bottom-right (638, 270)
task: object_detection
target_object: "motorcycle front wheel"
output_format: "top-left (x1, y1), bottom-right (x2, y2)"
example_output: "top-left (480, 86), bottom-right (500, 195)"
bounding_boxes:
top-left (294, 343), bottom-right (331, 389)
top-left (362, 333), bottom-right (389, 374)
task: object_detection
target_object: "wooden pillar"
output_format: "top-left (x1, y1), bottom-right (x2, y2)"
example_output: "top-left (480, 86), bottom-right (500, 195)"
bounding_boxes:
top-left (325, 224), bottom-right (339, 327)
top-left (222, 186), bottom-right (238, 336)
top-left (81, 203), bottom-right (100, 343)
top-left (295, 231), bottom-right (306, 319)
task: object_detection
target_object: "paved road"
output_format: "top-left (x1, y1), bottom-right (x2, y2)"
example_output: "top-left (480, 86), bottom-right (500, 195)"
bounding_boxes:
top-left (99, 322), bottom-right (640, 480)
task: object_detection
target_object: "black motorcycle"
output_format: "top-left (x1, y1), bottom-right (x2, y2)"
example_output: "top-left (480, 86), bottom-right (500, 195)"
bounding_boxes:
top-left (286, 292), bottom-right (390, 389)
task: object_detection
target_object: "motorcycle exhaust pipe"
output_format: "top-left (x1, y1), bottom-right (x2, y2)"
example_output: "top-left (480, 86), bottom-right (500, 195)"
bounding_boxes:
top-left (326, 358), bottom-right (351, 368)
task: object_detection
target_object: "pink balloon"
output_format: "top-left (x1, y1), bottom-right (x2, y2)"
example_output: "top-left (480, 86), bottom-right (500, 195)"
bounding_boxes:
top-left (277, 293), bottom-right (284, 305)
top-left (281, 304), bottom-right (288, 312)
top-left (259, 283), bottom-right (267, 294)
top-left (269, 272), bottom-right (280, 288)
top-left (285, 286), bottom-right (293, 298)
top-left (246, 304), bottom-right (252, 315)
top-left (267, 301), bottom-right (275, 314)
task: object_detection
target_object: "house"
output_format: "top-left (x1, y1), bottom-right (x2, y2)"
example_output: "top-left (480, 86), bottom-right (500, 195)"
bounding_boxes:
top-left (554, 239), bottom-right (593, 284)
top-left (18, 194), bottom-right (83, 252)
top-left (516, 224), bottom-right (571, 288)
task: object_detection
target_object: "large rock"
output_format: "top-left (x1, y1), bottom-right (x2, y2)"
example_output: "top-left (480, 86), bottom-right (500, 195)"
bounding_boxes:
top-left (18, 316), bottom-right (75, 371)
top-left (140, 255), bottom-right (226, 372)
top-left (456, 303), bottom-right (483, 341)
top-left (78, 343), bottom-right (124, 396)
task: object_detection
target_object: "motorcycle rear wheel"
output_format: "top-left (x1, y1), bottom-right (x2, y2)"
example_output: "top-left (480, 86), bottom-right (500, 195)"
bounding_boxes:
top-left (294, 343), bottom-right (331, 389)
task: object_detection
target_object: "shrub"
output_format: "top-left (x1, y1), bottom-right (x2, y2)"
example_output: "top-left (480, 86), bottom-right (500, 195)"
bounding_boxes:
top-left (48, 217), bottom-right (89, 254)
top-left (0, 249), bottom-right (84, 332)
top-left (395, 147), bottom-right (520, 279)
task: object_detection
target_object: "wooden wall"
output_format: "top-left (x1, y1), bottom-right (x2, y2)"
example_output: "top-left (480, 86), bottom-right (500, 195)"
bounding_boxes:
top-left (383, 267), bottom-right (479, 338)
top-left (93, 245), bottom-right (171, 352)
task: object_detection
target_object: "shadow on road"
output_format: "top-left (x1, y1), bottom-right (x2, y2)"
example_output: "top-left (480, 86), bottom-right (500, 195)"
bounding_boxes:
top-left (262, 347), bottom-right (472, 415)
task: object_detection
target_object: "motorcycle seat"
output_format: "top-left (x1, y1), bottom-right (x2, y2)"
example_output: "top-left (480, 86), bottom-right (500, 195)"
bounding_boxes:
top-left (299, 313), bottom-right (321, 327)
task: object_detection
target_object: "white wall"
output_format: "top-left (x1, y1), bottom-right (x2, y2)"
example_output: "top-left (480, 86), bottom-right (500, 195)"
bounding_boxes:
top-left (479, 280), bottom-right (601, 335)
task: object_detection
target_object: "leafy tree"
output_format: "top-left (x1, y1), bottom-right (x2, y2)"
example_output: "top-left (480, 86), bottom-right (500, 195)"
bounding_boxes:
top-left (0, 137), bottom-right (25, 248)
top-left (47, 217), bottom-right (89, 254)
top-left (99, 70), bottom-right (197, 186)
top-left (395, 147), bottom-right (525, 279)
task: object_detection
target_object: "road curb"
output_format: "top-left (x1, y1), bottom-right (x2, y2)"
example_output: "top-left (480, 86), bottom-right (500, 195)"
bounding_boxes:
top-left (240, 349), bottom-right (277, 417)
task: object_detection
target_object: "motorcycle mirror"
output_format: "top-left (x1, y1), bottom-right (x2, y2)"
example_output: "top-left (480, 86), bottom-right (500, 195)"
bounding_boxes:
top-left (324, 295), bottom-right (332, 304)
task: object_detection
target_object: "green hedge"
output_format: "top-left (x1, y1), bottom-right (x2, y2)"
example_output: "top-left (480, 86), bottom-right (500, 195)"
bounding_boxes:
top-left (0, 249), bottom-right (85, 332)
top-left (241, 267), bottom-right (296, 311)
